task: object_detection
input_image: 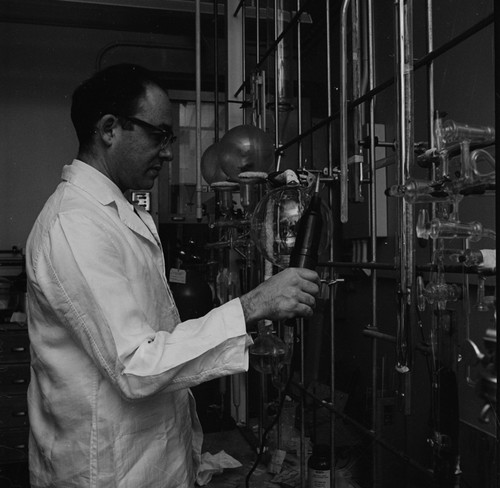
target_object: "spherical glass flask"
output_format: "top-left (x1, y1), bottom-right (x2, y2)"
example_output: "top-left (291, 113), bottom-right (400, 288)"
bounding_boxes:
top-left (249, 322), bottom-right (287, 375)
top-left (250, 185), bottom-right (332, 268)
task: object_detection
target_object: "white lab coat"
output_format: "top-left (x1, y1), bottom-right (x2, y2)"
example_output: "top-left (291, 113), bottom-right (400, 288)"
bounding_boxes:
top-left (26, 160), bottom-right (250, 487)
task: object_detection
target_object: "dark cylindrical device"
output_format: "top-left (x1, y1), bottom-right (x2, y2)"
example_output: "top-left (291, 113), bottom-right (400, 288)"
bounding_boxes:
top-left (289, 188), bottom-right (323, 270)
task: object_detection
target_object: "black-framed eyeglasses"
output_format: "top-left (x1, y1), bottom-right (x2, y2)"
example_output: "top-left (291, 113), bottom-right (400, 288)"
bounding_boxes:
top-left (119, 115), bottom-right (177, 150)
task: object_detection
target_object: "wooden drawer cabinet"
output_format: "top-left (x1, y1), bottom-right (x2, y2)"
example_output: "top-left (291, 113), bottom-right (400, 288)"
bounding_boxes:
top-left (0, 394), bottom-right (29, 429)
top-left (0, 428), bottom-right (29, 463)
top-left (0, 328), bottom-right (30, 363)
top-left (0, 363), bottom-right (30, 394)
top-left (0, 322), bottom-right (30, 468)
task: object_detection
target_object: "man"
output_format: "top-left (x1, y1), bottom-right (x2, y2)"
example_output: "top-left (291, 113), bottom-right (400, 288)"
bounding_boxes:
top-left (26, 63), bottom-right (320, 488)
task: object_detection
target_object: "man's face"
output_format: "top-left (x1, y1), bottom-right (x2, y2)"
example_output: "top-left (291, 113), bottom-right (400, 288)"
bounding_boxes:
top-left (113, 84), bottom-right (174, 192)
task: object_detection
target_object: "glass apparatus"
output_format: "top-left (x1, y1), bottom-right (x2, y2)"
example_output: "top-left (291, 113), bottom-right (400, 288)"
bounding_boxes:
top-left (237, 171), bottom-right (268, 217)
top-left (249, 321), bottom-right (293, 390)
top-left (416, 209), bottom-right (496, 242)
top-left (211, 181), bottom-right (239, 220)
top-left (385, 178), bottom-right (461, 204)
top-left (386, 121), bottom-right (495, 203)
top-left (417, 275), bottom-right (462, 311)
top-left (435, 118), bottom-right (495, 180)
top-left (250, 183), bottom-right (332, 268)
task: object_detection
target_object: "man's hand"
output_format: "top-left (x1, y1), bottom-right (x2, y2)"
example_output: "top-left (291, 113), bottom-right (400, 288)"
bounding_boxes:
top-left (239, 268), bottom-right (321, 325)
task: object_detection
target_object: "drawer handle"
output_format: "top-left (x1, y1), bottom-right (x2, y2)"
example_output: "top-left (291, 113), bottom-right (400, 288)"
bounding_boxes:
top-left (14, 444), bottom-right (27, 450)
top-left (12, 411), bottom-right (27, 417)
top-left (12, 379), bottom-right (27, 384)
top-left (11, 347), bottom-right (27, 353)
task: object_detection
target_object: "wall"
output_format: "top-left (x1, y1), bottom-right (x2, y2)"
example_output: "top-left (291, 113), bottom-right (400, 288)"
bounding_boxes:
top-left (0, 21), bottom-right (194, 250)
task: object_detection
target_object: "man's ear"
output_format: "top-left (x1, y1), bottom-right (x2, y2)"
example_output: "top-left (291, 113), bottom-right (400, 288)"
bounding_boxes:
top-left (96, 114), bottom-right (118, 146)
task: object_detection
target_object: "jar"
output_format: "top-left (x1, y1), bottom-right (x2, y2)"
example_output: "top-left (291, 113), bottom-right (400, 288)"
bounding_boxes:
top-left (308, 444), bottom-right (331, 488)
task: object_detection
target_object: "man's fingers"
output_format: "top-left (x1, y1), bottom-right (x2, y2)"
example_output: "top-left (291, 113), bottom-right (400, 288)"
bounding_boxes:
top-left (300, 279), bottom-right (320, 296)
top-left (293, 267), bottom-right (321, 285)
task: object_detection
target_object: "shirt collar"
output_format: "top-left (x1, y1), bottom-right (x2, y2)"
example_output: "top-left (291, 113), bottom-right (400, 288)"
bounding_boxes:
top-left (62, 159), bottom-right (129, 208)
top-left (62, 159), bottom-right (160, 246)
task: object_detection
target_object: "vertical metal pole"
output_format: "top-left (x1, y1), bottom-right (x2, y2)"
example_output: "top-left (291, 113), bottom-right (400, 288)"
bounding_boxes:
top-left (226, 0), bottom-right (247, 426)
top-left (496, 4), bottom-right (500, 483)
top-left (340, 0), bottom-right (352, 223)
top-left (213, 0), bottom-right (219, 142)
top-left (366, 0), bottom-right (379, 485)
top-left (426, 0), bottom-right (435, 153)
top-left (226, 0), bottom-right (245, 130)
top-left (273, 0), bottom-right (280, 151)
top-left (238, 1), bottom-right (247, 123)
top-left (297, 9), bottom-right (305, 479)
top-left (256, 0), bottom-right (260, 62)
top-left (296, 0), bottom-right (302, 167)
top-left (325, 0), bottom-right (337, 486)
top-left (296, 8), bottom-right (305, 483)
top-left (351, 0), bottom-right (364, 203)
top-left (394, 0), bottom-right (414, 413)
top-left (195, 0), bottom-right (203, 222)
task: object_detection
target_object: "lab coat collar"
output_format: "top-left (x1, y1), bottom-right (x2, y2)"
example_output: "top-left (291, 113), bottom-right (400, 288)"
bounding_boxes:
top-left (62, 159), bottom-right (161, 247)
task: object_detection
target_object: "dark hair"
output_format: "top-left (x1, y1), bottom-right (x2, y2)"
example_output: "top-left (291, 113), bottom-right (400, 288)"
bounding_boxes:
top-left (71, 63), bottom-right (164, 150)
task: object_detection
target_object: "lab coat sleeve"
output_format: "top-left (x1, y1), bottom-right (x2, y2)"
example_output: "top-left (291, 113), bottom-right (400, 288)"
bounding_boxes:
top-left (35, 210), bottom-right (250, 399)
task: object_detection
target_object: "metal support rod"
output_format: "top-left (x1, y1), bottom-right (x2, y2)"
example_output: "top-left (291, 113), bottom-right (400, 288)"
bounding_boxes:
top-left (351, 0), bottom-right (363, 201)
top-left (292, 380), bottom-right (435, 483)
top-left (320, 260), bottom-right (488, 276)
top-left (296, 0), bottom-right (302, 168)
top-left (233, 0), bottom-right (245, 17)
top-left (233, 0), bottom-right (313, 99)
top-left (347, 14), bottom-right (493, 110)
top-left (213, 0), bottom-right (219, 142)
top-left (273, 0), bottom-right (279, 151)
top-left (363, 329), bottom-right (396, 343)
top-left (340, 0), bottom-right (352, 223)
top-left (195, 0), bottom-right (203, 222)
top-left (275, 13), bottom-right (493, 157)
top-left (258, 0), bottom-right (312, 73)
top-left (325, 0), bottom-right (336, 485)
top-left (496, 5), bottom-right (500, 477)
top-left (425, 0), bottom-right (435, 155)
top-left (255, 0), bottom-right (260, 61)
top-left (299, 318), bottom-right (306, 488)
top-left (365, 0), bottom-right (379, 484)
top-left (241, 0), bottom-right (246, 120)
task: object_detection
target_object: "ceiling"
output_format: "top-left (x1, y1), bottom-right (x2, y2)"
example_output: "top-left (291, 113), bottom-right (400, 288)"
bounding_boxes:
top-left (0, 0), bottom-right (325, 39)
top-left (0, 0), bottom-right (331, 91)
top-left (0, 0), bottom-right (212, 35)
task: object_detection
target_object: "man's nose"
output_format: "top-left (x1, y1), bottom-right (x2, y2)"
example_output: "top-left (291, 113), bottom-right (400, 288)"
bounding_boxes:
top-left (159, 145), bottom-right (174, 161)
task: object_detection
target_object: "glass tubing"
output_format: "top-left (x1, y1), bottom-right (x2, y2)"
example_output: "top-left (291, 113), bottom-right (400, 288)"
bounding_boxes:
top-left (231, 1), bottom-right (494, 486)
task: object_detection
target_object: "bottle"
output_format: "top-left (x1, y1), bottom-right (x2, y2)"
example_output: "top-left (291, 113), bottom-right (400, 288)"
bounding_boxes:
top-left (308, 444), bottom-right (331, 488)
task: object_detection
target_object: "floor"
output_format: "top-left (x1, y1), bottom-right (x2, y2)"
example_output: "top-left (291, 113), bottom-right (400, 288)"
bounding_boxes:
top-left (202, 428), bottom-right (294, 488)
